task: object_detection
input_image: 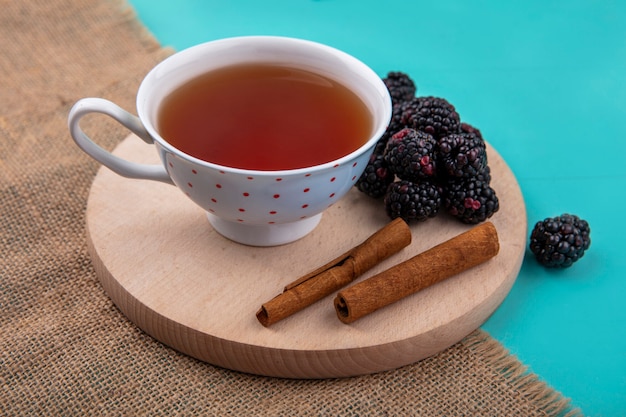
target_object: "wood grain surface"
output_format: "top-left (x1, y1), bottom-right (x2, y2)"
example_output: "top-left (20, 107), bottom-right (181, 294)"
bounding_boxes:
top-left (86, 135), bottom-right (527, 378)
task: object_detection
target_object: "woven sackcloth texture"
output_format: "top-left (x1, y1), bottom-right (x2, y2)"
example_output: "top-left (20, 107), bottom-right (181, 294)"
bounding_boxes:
top-left (0, 1), bottom-right (583, 416)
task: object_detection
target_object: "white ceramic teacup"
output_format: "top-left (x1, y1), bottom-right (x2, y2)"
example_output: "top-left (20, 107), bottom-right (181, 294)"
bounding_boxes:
top-left (68, 36), bottom-right (392, 246)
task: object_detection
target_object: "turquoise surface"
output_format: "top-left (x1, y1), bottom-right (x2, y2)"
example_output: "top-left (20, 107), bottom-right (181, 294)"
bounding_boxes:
top-left (126, 1), bottom-right (626, 415)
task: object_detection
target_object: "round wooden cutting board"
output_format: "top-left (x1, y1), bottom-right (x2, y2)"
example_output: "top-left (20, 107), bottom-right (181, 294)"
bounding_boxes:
top-left (86, 135), bottom-right (527, 379)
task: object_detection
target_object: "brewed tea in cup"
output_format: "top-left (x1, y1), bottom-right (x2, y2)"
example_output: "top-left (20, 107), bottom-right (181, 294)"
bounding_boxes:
top-left (69, 36), bottom-right (392, 246)
top-left (159, 63), bottom-right (373, 171)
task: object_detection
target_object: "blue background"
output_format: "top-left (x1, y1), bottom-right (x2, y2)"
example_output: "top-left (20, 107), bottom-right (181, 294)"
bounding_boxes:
top-left (126, 1), bottom-right (626, 415)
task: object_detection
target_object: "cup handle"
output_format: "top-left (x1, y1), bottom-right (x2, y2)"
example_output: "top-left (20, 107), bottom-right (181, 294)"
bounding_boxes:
top-left (68, 97), bottom-right (174, 184)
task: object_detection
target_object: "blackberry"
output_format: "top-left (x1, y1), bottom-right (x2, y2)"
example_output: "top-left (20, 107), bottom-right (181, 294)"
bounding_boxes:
top-left (384, 180), bottom-right (442, 223)
top-left (529, 214), bottom-right (591, 268)
top-left (355, 153), bottom-right (394, 198)
top-left (438, 132), bottom-right (488, 179)
top-left (384, 128), bottom-right (438, 181)
top-left (374, 101), bottom-right (407, 158)
top-left (400, 96), bottom-right (461, 140)
top-left (444, 176), bottom-right (499, 224)
top-left (460, 122), bottom-right (483, 140)
top-left (381, 99), bottom-right (411, 140)
top-left (475, 165), bottom-right (492, 184)
top-left (383, 71), bottom-right (417, 105)
top-left (373, 134), bottom-right (390, 156)
top-left (383, 101), bottom-right (410, 140)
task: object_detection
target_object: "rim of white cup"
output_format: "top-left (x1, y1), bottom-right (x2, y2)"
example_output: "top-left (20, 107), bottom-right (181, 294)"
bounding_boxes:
top-left (136, 35), bottom-right (393, 176)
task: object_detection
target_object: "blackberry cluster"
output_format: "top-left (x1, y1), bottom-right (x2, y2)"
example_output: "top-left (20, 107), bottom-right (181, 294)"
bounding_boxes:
top-left (529, 214), bottom-right (591, 268)
top-left (439, 127), bottom-right (498, 224)
top-left (355, 71), bottom-right (499, 225)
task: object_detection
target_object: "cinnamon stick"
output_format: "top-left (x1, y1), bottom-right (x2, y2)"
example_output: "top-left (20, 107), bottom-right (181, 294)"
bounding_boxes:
top-left (334, 222), bottom-right (499, 324)
top-left (256, 218), bottom-right (411, 327)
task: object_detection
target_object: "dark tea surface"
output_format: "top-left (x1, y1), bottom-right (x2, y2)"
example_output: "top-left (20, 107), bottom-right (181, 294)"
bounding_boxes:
top-left (157, 64), bottom-right (372, 170)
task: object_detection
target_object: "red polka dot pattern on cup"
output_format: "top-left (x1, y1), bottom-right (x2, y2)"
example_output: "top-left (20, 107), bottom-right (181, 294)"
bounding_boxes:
top-left (167, 153), bottom-right (368, 226)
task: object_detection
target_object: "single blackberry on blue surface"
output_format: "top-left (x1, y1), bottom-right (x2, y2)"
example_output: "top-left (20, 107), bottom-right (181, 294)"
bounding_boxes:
top-left (444, 176), bottom-right (499, 224)
top-left (355, 153), bottom-right (394, 198)
top-left (384, 128), bottom-right (438, 181)
top-left (529, 214), bottom-right (591, 268)
top-left (400, 96), bottom-right (461, 140)
top-left (383, 71), bottom-right (417, 105)
top-left (438, 132), bottom-right (488, 179)
top-left (384, 180), bottom-right (442, 223)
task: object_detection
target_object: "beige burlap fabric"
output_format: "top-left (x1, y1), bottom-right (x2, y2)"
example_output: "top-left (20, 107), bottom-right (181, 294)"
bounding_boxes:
top-left (0, 1), bottom-right (582, 415)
